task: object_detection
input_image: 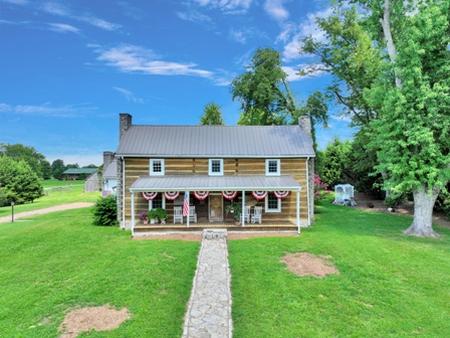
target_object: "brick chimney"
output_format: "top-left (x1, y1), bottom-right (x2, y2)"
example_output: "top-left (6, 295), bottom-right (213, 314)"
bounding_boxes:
top-left (119, 113), bottom-right (132, 139)
top-left (298, 115), bottom-right (311, 135)
top-left (103, 151), bottom-right (114, 169)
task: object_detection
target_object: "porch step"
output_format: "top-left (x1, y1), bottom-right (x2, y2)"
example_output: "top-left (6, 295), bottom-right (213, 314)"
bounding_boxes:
top-left (134, 225), bottom-right (298, 232)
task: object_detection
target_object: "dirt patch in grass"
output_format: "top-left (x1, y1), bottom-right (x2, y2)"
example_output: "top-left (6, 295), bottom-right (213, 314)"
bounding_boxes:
top-left (229, 231), bottom-right (298, 240)
top-left (59, 305), bottom-right (130, 338)
top-left (282, 252), bottom-right (339, 277)
top-left (133, 233), bottom-right (202, 241)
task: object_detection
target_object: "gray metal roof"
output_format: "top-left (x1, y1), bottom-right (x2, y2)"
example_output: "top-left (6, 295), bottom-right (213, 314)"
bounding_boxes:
top-left (116, 125), bottom-right (314, 157)
top-left (130, 175), bottom-right (301, 192)
top-left (103, 159), bottom-right (117, 179)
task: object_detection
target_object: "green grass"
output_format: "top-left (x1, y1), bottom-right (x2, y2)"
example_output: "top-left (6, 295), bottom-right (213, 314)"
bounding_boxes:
top-left (229, 200), bottom-right (450, 337)
top-left (0, 181), bottom-right (99, 217)
top-left (0, 208), bottom-right (199, 337)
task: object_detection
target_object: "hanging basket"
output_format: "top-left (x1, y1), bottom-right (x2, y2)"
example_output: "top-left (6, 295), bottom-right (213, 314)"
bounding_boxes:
top-left (252, 191), bottom-right (267, 200)
top-left (164, 191), bottom-right (180, 200)
top-left (142, 192), bottom-right (158, 201)
top-left (222, 191), bottom-right (238, 200)
top-left (274, 191), bottom-right (290, 199)
top-left (194, 191), bottom-right (209, 200)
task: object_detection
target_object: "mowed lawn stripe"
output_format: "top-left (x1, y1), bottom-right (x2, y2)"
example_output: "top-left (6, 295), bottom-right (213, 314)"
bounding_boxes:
top-left (229, 200), bottom-right (450, 337)
top-left (0, 208), bottom-right (199, 337)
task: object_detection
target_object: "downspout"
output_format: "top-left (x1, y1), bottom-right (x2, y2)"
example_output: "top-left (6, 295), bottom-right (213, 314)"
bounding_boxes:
top-left (306, 156), bottom-right (311, 227)
top-left (121, 156), bottom-right (125, 229)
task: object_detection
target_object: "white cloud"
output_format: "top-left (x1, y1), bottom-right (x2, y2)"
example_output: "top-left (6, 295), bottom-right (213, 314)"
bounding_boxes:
top-left (94, 44), bottom-right (213, 78)
top-left (113, 87), bottom-right (144, 104)
top-left (191, 0), bottom-right (253, 13)
top-left (176, 10), bottom-right (213, 24)
top-left (48, 22), bottom-right (80, 34)
top-left (264, 0), bottom-right (289, 21)
top-left (0, 102), bottom-right (96, 117)
top-left (282, 7), bottom-right (333, 61)
top-left (1, 0), bottom-right (29, 5)
top-left (282, 63), bottom-right (328, 81)
top-left (41, 2), bottom-right (120, 31)
top-left (229, 29), bottom-right (247, 44)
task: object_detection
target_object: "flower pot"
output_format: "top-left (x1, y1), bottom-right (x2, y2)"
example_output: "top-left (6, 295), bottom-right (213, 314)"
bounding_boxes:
top-left (150, 219), bottom-right (156, 224)
top-left (143, 219), bottom-right (148, 225)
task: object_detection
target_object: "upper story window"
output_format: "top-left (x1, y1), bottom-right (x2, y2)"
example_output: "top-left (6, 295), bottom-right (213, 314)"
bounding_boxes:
top-left (209, 159), bottom-right (223, 176)
top-left (265, 159), bottom-right (280, 176)
top-left (150, 159), bottom-right (165, 176)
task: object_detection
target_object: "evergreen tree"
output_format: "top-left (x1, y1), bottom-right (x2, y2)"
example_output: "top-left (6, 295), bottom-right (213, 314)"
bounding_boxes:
top-left (200, 103), bottom-right (225, 125)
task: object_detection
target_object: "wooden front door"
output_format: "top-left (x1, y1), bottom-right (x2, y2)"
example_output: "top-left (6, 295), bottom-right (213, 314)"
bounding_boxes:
top-left (209, 194), bottom-right (223, 222)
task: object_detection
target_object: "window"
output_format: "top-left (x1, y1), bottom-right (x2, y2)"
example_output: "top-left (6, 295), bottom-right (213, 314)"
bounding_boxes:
top-left (150, 159), bottom-right (165, 176)
top-left (208, 159), bottom-right (223, 176)
top-left (265, 193), bottom-right (281, 212)
top-left (265, 159), bottom-right (280, 176)
top-left (149, 194), bottom-right (165, 210)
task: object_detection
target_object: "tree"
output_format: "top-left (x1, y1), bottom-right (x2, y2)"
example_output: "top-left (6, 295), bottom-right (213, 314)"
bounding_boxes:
top-left (0, 156), bottom-right (43, 206)
top-left (2, 144), bottom-right (49, 179)
top-left (366, 0), bottom-right (449, 237)
top-left (319, 138), bottom-right (352, 188)
top-left (232, 48), bottom-right (296, 125)
top-left (200, 103), bottom-right (225, 125)
top-left (51, 159), bottom-right (65, 180)
top-left (41, 160), bottom-right (52, 180)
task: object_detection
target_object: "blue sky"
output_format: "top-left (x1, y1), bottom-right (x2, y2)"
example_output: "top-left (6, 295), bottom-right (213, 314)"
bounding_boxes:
top-left (0, 0), bottom-right (354, 165)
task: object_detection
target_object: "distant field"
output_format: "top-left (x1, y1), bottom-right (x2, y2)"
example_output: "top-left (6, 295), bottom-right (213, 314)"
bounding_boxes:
top-left (0, 180), bottom-right (99, 217)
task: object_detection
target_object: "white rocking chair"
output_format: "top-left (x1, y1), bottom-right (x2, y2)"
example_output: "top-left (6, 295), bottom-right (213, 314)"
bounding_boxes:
top-left (242, 205), bottom-right (251, 223)
top-left (251, 206), bottom-right (262, 224)
top-left (173, 206), bottom-right (183, 224)
top-left (189, 206), bottom-right (197, 224)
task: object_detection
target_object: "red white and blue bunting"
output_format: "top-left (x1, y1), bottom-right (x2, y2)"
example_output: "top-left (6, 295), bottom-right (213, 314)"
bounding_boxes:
top-left (222, 191), bottom-right (238, 200)
top-left (164, 191), bottom-right (180, 200)
top-left (252, 191), bottom-right (267, 200)
top-left (142, 192), bottom-right (158, 201)
top-left (274, 191), bottom-right (290, 199)
top-left (194, 191), bottom-right (209, 200)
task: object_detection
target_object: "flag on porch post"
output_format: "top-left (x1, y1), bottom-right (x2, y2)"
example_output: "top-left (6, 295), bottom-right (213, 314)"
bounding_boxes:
top-left (183, 191), bottom-right (190, 217)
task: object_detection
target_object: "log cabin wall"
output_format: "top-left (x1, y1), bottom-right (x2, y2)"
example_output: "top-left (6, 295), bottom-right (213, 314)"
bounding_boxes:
top-left (123, 157), bottom-right (309, 224)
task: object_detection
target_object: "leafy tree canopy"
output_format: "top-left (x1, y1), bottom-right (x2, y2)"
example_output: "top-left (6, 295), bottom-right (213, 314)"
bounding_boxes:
top-left (51, 159), bottom-right (65, 180)
top-left (1, 143), bottom-right (49, 179)
top-left (200, 103), bottom-right (225, 125)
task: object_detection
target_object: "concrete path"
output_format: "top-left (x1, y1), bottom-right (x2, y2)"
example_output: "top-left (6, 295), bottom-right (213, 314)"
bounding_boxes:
top-left (0, 202), bottom-right (94, 224)
top-left (182, 229), bottom-right (232, 338)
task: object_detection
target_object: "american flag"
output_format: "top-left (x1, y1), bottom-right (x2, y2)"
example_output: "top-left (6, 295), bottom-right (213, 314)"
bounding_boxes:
top-left (183, 191), bottom-right (190, 216)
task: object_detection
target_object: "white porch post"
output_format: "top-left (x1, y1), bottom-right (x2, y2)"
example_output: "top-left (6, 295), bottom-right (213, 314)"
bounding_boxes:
top-left (296, 189), bottom-right (301, 234)
top-left (186, 191), bottom-right (190, 227)
top-left (242, 190), bottom-right (245, 226)
top-left (131, 191), bottom-right (135, 236)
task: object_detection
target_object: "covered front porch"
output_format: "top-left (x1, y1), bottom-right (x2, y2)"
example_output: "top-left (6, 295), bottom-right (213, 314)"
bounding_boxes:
top-left (128, 175), bottom-right (303, 234)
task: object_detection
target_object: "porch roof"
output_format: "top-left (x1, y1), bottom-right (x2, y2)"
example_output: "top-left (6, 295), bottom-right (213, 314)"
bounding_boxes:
top-left (129, 175), bottom-right (301, 192)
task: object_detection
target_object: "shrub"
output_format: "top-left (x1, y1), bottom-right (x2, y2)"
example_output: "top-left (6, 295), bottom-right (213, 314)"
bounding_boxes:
top-left (314, 174), bottom-right (329, 201)
top-left (384, 193), bottom-right (404, 209)
top-left (93, 195), bottom-right (117, 226)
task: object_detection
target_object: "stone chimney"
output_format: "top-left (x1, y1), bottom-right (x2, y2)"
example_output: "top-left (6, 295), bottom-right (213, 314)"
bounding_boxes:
top-left (103, 151), bottom-right (114, 169)
top-left (119, 113), bottom-right (132, 139)
top-left (298, 115), bottom-right (311, 135)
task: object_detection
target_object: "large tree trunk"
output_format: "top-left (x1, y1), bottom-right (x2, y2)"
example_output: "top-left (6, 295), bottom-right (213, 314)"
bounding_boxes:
top-left (404, 186), bottom-right (440, 238)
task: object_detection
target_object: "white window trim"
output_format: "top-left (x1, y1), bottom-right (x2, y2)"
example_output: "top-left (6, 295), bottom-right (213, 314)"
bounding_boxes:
top-left (265, 194), bottom-right (281, 213)
top-left (149, 159), bottom-right (165, 176)
top-left (208, 159), bottom-right (224, 176)
top-left (149, 194), bottom-right (166, 210)
top-left (265, 159), bottom-right (280, 176)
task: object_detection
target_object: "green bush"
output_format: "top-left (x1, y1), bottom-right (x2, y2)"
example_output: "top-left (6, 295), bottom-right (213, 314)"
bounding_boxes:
top-left (93, 195), bottom-right (117, 226)
top-left (384, 193), bottom-right (404, 209)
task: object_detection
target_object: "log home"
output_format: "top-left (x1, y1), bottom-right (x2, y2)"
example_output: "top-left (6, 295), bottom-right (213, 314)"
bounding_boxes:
top-left (115, 113), bottom-right (315, 234)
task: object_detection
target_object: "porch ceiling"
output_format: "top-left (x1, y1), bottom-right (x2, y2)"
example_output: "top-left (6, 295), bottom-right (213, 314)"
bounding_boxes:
top-left (129, 175), bottom-right (301, 192)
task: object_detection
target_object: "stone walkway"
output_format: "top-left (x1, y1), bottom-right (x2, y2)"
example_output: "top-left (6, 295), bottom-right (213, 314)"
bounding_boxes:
top-left (0, 202), bottom-right (94, 224)
top-left (182, 229), bottom-right (232, 338)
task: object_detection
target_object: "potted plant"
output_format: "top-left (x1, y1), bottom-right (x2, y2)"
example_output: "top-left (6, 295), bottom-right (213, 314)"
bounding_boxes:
top-left (138, 211), bottom-right (148, 225)
top-left (157, 208), bottom-right (168, 224)
top-left (225, 202), bottom-right (242, 225)
top-left (148, 209), bottom-right (159, 224)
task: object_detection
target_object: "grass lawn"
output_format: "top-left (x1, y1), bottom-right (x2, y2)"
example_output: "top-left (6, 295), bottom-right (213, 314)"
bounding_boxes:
top-left (0, 180), bottom-right (99, 217)
top-left (229, 199), bottom-right (450, 337)
top-left (0, 208), bottom-right (199, 337)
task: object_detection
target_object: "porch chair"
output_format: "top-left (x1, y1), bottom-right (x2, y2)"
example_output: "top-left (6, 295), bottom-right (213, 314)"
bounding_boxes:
top-left (189, 206), bottom-right (197, 223)
top-left (242, 205), bottom-right (251, 223)
top-left (251, 206), bottom-right (262, 224)
top-left (173, 206), bottom-right (183, 224)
